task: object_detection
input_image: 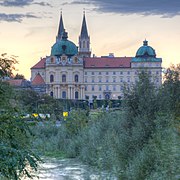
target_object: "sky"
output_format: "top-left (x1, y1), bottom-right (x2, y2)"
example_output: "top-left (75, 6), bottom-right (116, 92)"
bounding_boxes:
top-left (0, 0), bottom-right (180, 80)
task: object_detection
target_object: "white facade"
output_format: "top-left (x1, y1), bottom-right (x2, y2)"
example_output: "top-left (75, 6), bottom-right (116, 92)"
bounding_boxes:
top-left (31, 13), bottom-right (162, 100)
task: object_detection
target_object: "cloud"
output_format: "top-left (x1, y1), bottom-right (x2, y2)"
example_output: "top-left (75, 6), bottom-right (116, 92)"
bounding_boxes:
top-left (61, 1), bottom-right (92, 6)
top-left (33, 2), bottom-right (53, 7)
top-left (0, 0), bottom-right (52, 7)
top-left (0, 13), bottom-right (39, 23)
top-left (68, 0), bottom-right (180, 18)
top-left (0, 0), bottom-right (33, 7)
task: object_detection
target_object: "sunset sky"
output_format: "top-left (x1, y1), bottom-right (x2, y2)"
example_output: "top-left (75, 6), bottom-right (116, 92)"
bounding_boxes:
top-left (0, 0), bottom-right (180, 79)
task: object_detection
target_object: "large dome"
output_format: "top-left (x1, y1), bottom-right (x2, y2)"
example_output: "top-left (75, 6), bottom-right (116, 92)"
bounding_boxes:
top-left (136, 40), bottom-right (156, 58)
top-left (51, 31), bottom-right (78, 56)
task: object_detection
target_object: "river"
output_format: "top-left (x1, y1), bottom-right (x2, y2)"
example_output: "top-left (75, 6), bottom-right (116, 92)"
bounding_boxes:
top-left (28, 157), bottom-right (116, 180)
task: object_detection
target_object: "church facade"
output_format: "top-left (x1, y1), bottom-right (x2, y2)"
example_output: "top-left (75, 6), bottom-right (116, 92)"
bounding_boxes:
top-left (31, 12), bottom-right (162, 100)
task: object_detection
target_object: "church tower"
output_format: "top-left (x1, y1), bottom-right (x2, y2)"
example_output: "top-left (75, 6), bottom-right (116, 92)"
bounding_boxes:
top-left (56, 11), bottom-right (64, 42)
top-left (78, 11), bottom-right (91, 58)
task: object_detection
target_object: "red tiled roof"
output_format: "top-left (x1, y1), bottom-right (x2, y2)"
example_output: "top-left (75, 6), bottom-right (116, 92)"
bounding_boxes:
top-left (31, 73), bottom-right (45, 85)
top-left (84, 57), bottom-right (132, 68)
top-left (31, 58), bottom-right (46, 69)
top-left (7, 79), bottom-right (23, 86)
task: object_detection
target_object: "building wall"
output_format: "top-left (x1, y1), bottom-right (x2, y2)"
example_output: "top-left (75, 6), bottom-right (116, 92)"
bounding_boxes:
top-left (83, 64), bottom-right (161, 100)
top-left (31, 68), bottom-right (45, 81)
top-left (45, 64), bottom-right (85, 99)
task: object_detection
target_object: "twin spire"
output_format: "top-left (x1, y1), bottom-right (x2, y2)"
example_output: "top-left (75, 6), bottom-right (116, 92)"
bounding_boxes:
top-left (56, 11), bottom-right (89, 41)
top-left (56, 11), bottom-right (91, 57)
top-left (80, 11), bottom-right (89, 38)
top-left (56, 11), bottom-right (64, 41)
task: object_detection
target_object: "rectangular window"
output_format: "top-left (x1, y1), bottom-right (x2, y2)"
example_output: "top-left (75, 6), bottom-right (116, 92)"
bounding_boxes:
top-left (99, 77), bottom-right (102, 82)
top-left (106, 78), bottom-right (109, 83)
top-left (85, 78), bottom-right (87, 83)
top-left (99, 72), bottom-right (101, 75)
top-left (113, 72), bottom-right (116, 75)
top-left (99, 86), bottom-right (102, 91)
top-left (92, 72), bottom-right (94, 75)
top-left (120, 71), bottom-right (123, 75)
top-left (113, 85), bottom-right (116, 91)
top-left (92, 85), bottom-right (94, 91)
top-left (92, 78), bottom-right (95, 83)
top-left (85, 85), bottom-right (87, 91)
top-left (106, 85), bottom-right (109, 91)
top-left (127, 71), bottom-right (130, 75)
top-left (106, 72), bottom-right (109, 75)
top-left (113, 78), bottom-right (116, 82)
top-left (85, 72), bottom-right (87, 75)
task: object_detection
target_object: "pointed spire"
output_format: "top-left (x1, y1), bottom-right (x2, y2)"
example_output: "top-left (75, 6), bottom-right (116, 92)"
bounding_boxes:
top-left (80, 10), bottom-right (88, 38)
top-left (57, 11), bottom-right (64, 40)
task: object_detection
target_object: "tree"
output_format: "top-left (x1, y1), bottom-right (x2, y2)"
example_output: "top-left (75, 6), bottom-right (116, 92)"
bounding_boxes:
top-left (65, 109), bottom-right (88, 135)
top-left (0, 54), bottom-right (40, 179)
top-left (124, 71), bottom-right (158, 121)
top-left (0, 53), bottom-right (17, 77)
top-left (160, 64), bottom-right (180, 117)
top-left (122, 71), bottom-right (159, 150)
top-left (14, 73), bottom-right (25, 79)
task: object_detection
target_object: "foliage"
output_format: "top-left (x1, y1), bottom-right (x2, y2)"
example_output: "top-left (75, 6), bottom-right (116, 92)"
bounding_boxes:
top-left (0, 54), bottom-right (40, 179)
top-left (14, 73), bottom-right (25, 79)
top-left (31, 65), bottom-right (179, 179)
top-left (16, 91), bottom-right (63, 119)
top-left (65, 109), bottom-right (88, 135)
top-left (0, 112), bottom-right (40, 179)
top-left (160, 64), bottom-right (180, 117)
top-left (0, 53), bottom-right (18, 77)
top-left (16, 89), bottom-right (40, 113)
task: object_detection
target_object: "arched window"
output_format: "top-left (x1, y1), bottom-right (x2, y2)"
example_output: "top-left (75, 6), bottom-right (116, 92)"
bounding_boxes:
top-left (75, 91), bottom-right (78, 100)
top-left (50, 91), bottom-right (53, 97)
top-left (62, 74), bottom-right (66, 82)
top-left (75, 74), bottom-right (78, 82)
top-left (50, 74), bottom-right (54, 82)
top-left (62, 91), bottom-right (66, 99)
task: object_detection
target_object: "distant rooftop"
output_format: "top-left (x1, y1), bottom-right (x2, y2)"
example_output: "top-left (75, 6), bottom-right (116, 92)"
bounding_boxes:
top-left (31, 58), bottom-right (46, 69)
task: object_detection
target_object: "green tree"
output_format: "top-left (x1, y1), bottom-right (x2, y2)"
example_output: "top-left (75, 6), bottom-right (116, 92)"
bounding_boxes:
top-left (0, 54), bottom-right (40, 179)
top-left (160, 64), bottom-right (180, 117)
top-left (65, 109), bottom-right (88, 135)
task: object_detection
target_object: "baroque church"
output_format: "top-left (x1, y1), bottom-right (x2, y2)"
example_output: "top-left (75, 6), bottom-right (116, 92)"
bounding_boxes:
top-left (31, 12), bottom-right (162, 100)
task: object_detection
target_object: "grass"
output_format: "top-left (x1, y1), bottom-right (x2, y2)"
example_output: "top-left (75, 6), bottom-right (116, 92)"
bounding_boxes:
top-left (43, 151), bottom-right (67, 159)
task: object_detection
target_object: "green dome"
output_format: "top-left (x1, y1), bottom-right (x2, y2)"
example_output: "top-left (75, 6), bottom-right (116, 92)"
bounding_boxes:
top-left (136, 40), bottom-right (156, 58)
top-left (51, 31), bottom-right (78, 56)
